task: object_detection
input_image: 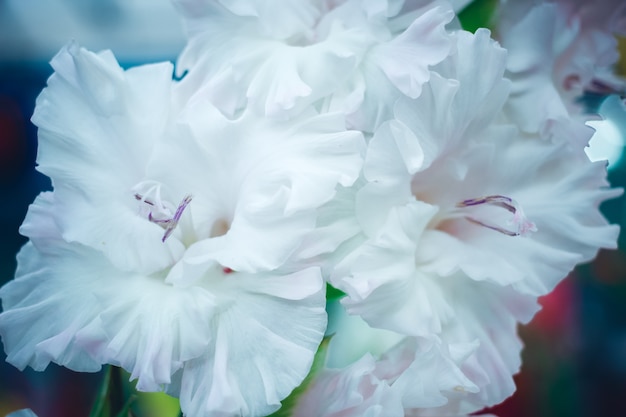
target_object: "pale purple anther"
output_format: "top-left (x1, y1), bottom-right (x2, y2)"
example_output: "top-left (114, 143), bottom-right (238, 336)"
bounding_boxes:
top-left (134, 190), bottom-right (193, 242)
top-left (456, 194), bottom-right (537, 237)
top-left (159, 194), bottom-right (193, 242)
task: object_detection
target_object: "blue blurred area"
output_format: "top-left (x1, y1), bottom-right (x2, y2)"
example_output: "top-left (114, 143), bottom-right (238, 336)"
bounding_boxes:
top-left (0, 0), bottom-right (185, 63)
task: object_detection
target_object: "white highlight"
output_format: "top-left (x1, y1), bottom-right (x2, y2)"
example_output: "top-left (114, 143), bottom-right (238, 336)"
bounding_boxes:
top-left (586, 95), bottom-right (626, 169)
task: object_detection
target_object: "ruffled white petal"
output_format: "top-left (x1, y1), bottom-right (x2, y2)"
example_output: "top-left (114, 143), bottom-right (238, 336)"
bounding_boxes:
top-left (292, 184), bottom-right (363, 266)
top-left (334, 202), bottom-right (455, 336)
top-left (171, 268), bottom-right (327, 417)
top-left (0, 193), bottom-right (103, 373)
top-left (500, 3), bottom-right (575, 133)
top-left (292, 354), bottom-right (403, 417)
top-left (341, 0), bottom-right (455, 132)
top-left (387, 29), bottom-right (509, 173)
top-left (432, 29), bottom-right (510, 138)
top-left (435, 279), bottom-right (540, 410)
top-left (379, 337), bottom-right (479, 410)
top-left (214, 0), bottom-right (321, 39)
top-left (371, 3), bottom-right (454, 99)
top-left (86, 276), bottom-right (218, 391)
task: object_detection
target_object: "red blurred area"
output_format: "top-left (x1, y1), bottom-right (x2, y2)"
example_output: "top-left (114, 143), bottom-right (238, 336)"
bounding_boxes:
top-left (484, 277), bottom-right (581, 417)
top-left (0, 96), bottom-right (27, 184)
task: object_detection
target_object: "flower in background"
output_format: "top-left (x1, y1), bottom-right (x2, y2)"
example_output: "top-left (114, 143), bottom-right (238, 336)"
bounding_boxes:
top-left (495, 0), bottom-right (626, 136)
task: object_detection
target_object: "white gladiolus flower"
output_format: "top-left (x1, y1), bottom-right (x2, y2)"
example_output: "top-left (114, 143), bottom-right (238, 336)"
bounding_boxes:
top-left (331, 28), bottom-right (619, 409)
top-left (0, 42), bottom-right (366, 417)
top-left (173, 0), bottom-right (454, 130)
top-left (497, 0), bottom-right (626, 135)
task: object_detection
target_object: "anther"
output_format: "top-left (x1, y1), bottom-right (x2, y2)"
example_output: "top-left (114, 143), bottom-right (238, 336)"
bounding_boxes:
top-left (133, 183), bottom-right (193, 242)
top-left (153, 194), bottom-right (193, 242)
top-left (134, 193), bottom-right (154, 205)
top-left (455, 195), bottom-right (537, 237)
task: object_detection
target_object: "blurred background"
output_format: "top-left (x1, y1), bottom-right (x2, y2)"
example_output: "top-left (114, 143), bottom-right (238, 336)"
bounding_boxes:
top-left (1, 1), bottom-right (626, 416)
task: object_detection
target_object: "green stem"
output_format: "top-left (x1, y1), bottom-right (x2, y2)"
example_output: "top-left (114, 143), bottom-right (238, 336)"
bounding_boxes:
top-left (88, 365), bottom-right (135, 417)
top-left (89, 366), bottom-right (112, 417)
top-left (110, 366), bottom-right (125, 414)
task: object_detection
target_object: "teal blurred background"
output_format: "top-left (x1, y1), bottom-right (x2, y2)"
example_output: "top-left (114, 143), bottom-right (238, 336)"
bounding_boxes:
top-left (1, 1), bottom-right (626, 416)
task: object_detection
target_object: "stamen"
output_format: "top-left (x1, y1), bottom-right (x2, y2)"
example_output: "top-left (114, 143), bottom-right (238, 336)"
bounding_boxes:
top-left (587, 78), bottom-right (626, 97)
top-left (456, 195), bottom-right (537, 237)
top-left (134, 193), bottom-right (154, 206)
top-left (132, 181), bottom-right (193, 242)
top-left (158, 194), bottom-right (193, 242)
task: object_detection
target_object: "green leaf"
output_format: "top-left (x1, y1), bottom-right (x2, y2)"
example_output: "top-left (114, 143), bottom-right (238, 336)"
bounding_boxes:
top-left (457, 0), bottom-right (499, 33)
top-left (268, 336), bottom-right (332, 417)
top-left (326, 283), bottom-right (345, 301)
top-left (89, 366), bottom-right (112, 417)
top-left (135, 391), bottom-right (182, 417)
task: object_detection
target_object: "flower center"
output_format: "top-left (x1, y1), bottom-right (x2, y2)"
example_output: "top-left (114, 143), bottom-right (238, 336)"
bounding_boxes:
top-left (132, 180), bottom-right (193, 242)
top-left (453, 195), bottom-right (537, 237)
top-left (210, 219), bottom-right (236, 274)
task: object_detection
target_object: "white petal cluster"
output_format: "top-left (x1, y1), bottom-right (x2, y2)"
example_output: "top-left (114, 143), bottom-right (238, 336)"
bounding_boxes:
top-left (174, 0), bottom-right (454, 130)
top-left (0, 1), bottom-right (622, 417)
